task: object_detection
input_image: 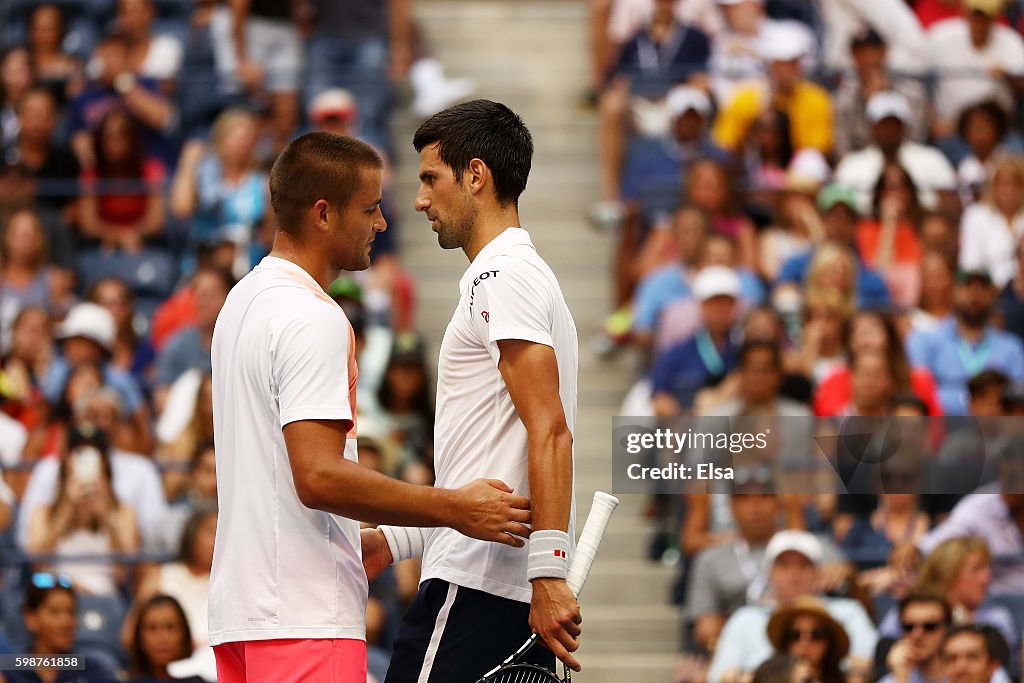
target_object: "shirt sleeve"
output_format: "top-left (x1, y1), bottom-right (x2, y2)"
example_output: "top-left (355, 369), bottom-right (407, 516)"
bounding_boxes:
top-left (273, 304), bottom-right (354, 428)
top-left (683, 548), bottom-right (720, 620)
top-left (468, 258), bottom-right (554, 365)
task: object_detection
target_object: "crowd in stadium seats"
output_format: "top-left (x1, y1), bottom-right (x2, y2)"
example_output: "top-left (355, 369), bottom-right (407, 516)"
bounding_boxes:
top-left (0, 0), bottom-right (479, 680)
top-left (586, 0), bottom-right (1024, 682)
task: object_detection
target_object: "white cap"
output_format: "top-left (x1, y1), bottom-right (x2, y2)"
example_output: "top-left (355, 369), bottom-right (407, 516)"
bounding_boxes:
top-left (759, 22), bottom-right (811, 62)
top-left (786, 148), bottom-right (831, 191)
top-left (765, 530), bottom-right (824, 566)
top-left (666, 85), bottom-right (712, 119)
top-left (866, 91), bottom-right (911, 124)
top-left (718, 0), bottom-right (763, 5)
top-left (693, 266), bottom-right (742, 301)
top-left (58, 303), bottom-right (116, 353)
top-left (309, 88), bottom-right (358, 123)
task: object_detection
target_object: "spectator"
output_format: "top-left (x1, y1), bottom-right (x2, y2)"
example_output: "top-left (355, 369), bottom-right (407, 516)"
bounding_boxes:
top-left (127, 595), bottom-right (204, 683)
top-left (25, 4), bottom-right (84, 107)
top-left (707, 530), bottom-right (877, 683)
top-left (752, 654), bottom-right (818, 683)
top-left (845, 349), bottom-right (904, 417)
top-left (155, 374), bottom-right (213, 501)
top-left (880, 592), bottom-right (951, 683)
top-left (957, 101), bottom-right (1013, 204)
top-left (958, 155), bottom-right (1024, 289)
top-left (834, 91), bottom-right (958, 216)
top-left (699, 340), bottom-right (811, 417)
top-left (24, 427), bottom-right (139, 597)
top-left (685, 159), bottom-right (758, 270)
top-left (911, 250), bottom-right (956, 333)
top-left (372, 332), bottom-right (434, 480)
top-left (1, 307), bottom-right (54, 455)
top-left (907, 269), bottom-right (1024, 415)
top-left (797, 245), bottom-right (860, 383)
top-left (6, 574), bottom-right (116, 683)
top-left (149, 440), bottom-right (216, 555)
top-left (170, 108), bottom-right (269, 279)
top-left (79, 108), bottom-right (166, 253)
top-left (997, 235), bottom-right (1024, 340)
top-left (0, 46), bottom-right (33, 151)
top-left (651, 266), bottom-right (742, 416)
top-left (819, 0), bottom-right (930, 76)
top-left (712, 21), bottom-right (832, 156)
top-left (87, 277), bottom-right (155, 386)
top-left (0, 208), bottom-right (73, 322)
top-left (940, 625), bottom-right (1009, 683)
top-left (928, 0), bottom-right (1024, 139)
top-left (833, 28), bottom-right (929, 158)
top-left (766, 597), bottom-right (850, 683)
top-left (115, 0), bottom-right (184, 86)
top-left (152, 268), bottom-right (231, 413)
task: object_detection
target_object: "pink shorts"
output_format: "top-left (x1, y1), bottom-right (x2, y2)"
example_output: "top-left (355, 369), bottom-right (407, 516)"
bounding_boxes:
top-left (214, 638), bottom-right (367, 683)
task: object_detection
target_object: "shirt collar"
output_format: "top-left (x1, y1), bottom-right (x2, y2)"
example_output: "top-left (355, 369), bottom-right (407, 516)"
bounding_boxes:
top-left (258, 255), bottom-right (324, 291)
top-left (459, 228), bottom-right (534, 290)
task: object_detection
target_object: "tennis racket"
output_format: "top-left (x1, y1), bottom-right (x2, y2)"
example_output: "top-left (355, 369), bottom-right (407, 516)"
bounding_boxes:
top-left (475, 491), bottom-right (621, 683)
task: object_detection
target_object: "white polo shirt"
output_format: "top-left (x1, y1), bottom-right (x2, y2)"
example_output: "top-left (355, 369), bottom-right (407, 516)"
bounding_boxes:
top-left (421, 228), bottom-right (579, 603)
top-left (208, 256), bottom-right (366, 645)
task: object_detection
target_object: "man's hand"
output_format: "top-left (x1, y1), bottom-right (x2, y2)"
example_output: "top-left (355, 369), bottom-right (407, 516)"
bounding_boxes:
top-left (529, 578), bottom-right (582, 672)
top-left (360, 528), bottom-right (394, 582)
top-left (886, 641), bottom-right (913, 683)
top-left (237, 58), bottom-right (264, 91)
top-left (449, 479), bottom-right (531, 546)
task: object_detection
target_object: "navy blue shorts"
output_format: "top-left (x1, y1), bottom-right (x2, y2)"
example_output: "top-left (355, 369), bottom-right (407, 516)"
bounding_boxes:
top-left (384, 579), bottom-right (555, 683)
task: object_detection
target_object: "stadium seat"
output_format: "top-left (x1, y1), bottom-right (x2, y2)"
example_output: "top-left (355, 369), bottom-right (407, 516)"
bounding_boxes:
top-left (75, 593), bottom-right (128, 666)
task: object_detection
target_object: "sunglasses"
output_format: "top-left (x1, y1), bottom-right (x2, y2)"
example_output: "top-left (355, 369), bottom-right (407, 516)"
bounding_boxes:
top-left (901, 621), bottom-right (942, 634)
top-left (32, 572), bottom-right (72, 590)
top-left (785, 627), bottom-right (828, 642)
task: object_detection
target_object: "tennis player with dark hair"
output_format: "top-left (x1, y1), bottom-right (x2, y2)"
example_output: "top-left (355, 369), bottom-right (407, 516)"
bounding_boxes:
top-left (209, 132), bottom-right (532, 683)
top-left (364, 100), bottom-right (581, 682)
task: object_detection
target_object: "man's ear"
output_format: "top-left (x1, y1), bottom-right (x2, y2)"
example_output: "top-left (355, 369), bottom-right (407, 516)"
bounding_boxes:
top-left (312, 199), bottom-right (331, 233)
top-left (465, 158), bottom-right (489, 196)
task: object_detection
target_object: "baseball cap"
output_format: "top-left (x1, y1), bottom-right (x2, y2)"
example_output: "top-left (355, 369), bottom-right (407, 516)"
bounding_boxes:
top-left (692, 266), bottom-right (742, 302)
top-left (389, 331), bottom-right (426, 366)
top-left (758, 22), bottom-right (811, 62)
top-left (964, 0), bottom-right (1005, 17)
top-left (786, 149), bottom-right (831, 193)
top-left (816, 184), bottom-right (859, 214)
top-left (866, 91), bottom-right (911, 124)
top-left (309, 88), bottom-right (358, 124)
top-left (665, 85), bottom-right (712, 119)
top-left (765, 529), bottom-right (823, 566)
top-left (57, 303), bottom-right (116, 354)
top-left (956, 268), bottom-right (994, 285)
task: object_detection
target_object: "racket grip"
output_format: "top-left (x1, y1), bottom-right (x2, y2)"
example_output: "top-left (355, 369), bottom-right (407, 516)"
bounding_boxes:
top-left (566, 491), bottom-right (620, 597)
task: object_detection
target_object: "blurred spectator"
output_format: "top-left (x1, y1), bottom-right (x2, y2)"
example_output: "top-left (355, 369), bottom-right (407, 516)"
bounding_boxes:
top-left (816, 310), bottom-right (942, 418)
top-left (0, 401), bottom-right (28, 467)
top-left (997, 235), bottom-right (1024, 340)
top-left (879, 592), bottom-right (950, 683)
top-left (0, 46), bottom-right (33, 151)
top-left (115, 0), bottom-right (184, 86)
top-left (708, 530), bottom-right (877, 683)
top-left (371, 332), bottom-right (434, 481)
top-left (911, 250), bottom-right (956, 333)
top-left (170, 108), bottom-right (269, 279)
top-left (958, 155), bottom-right (1024, 289)
top-left (915, 0), bottom-right (966, 29)
top-left (87, 277), bottom-right (155, 386)
top-left (939, 625), bottom-right (1008, 683)
top-left (756, 153), bottom-right (830, 281)
top-left (819, 0), bottom-right (930, 76)
top-left (699, 340), bottom-right (811, 417)
top-left (776, 185), bottom-right (891, 309)
top-left (40, 303), bottom-right (152, 454)
top-left (67, 34), bottom-right (176, 169)
top-left (968, 369), bottom-right (1011, 417)
top-left (155, 373), bottom-right (213, 500)
top-left (1, 306), bottom-right (53, 441)
top-left (857, 163), bottom-right (925, 307)
top-left (752, 654), bottom-right (818, 683)
top-left (26, 4), bottom-right (84, 107)
top-left (651, 266), bottom-right (741, 416)
top-left (6, 574), bottom-right (116, 683)
top-left (740, 107), bottom-right (794, 217)
top-left (906, 269), bottom-right (1024, 415)
top-left (149, 440), bottom-right (216, 555)
top-left (928, 0), bottom-right (1024, 139)
top-left (79, 109), bottom-right (166, 253)
top-left (24, 427), bottom-right (139, 597)
top-left (957, 101), bottom-right (1013, 204)
top-left (834, 91), bottom-right (958, 216)
top-left (712, 21), bottom-right (832, 155)
top-left (766, 597), bottom-right (850, 683)
top-left (837, 490), bottom-right (930, 579)
top-left (152, 268), bottom-right (231, 413)
top-left (0, 208), bottom-right (74, 323)
top-left (833, 28), bottom-right (929, 158)
top-left (845, 349), bottom-right (904, 417)
top-left (213, 0), bottom-right (302, 154)
top-left (795, 245), bottom-right (859, 383)
top-left (127, 594), bottom-right (203, 683)
top-left (685, 159), bottom-right (757, 269)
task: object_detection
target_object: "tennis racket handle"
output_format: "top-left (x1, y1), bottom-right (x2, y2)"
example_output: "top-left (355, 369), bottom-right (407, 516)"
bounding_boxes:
top-left (566, 491), bottom-right (620, 597)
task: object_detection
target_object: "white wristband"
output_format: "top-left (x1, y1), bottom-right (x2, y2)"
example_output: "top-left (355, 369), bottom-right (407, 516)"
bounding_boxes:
top-left (527, 529), bottom-right (570, 582)
top-left (379, 526), bottom-right (427, 563)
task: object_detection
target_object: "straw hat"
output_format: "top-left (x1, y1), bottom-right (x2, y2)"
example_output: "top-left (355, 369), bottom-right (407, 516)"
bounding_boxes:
top-left (766, 596), bottom-right (850, 659)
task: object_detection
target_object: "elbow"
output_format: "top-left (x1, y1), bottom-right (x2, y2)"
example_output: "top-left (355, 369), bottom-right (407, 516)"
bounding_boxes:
top-left (293, 470), bottom-right (326, 510)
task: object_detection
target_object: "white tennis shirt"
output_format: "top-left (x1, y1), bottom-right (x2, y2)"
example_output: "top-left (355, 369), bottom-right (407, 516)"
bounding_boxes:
top-left (208, 256), bottom-right (366, 645)
top-left (421, 228), bottom-right (579, 603)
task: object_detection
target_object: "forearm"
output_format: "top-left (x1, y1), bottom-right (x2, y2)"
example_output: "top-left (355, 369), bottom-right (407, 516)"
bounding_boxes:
top-left (122, 87), bottom-right (173, 131)
top-left (527, 427), bottom-right (574, 532)
top-left (230, 0), bottom-right (250, 59)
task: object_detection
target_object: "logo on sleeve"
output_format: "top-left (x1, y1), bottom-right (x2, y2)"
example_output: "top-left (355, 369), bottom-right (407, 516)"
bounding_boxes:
top-left (480, 310), bottom-right (490, 323)
top-left (468, 269), bottom-right (499, 314)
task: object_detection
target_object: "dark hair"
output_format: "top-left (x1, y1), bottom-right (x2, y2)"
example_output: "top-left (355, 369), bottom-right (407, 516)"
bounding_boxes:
top-left (968, 370), bottom-right (1010, 399)
top-left (269, 132), bottom-right (382, 234)
top-left (872, 163), bottom-right (921, 224)
top-left (737, 339), bottom-right (782, 371)
top-left (892, 393), bottom-right (930, 416)
top-left (23, 580), bottom-right (75, 624)
top-left (193, 265), bottom-right (235, 295)
top-left (15, 85), bottom-right (57, 116)
top-left (189, 439), bottom-right (215, 471)
top-left (846, 310), bottom-right (911, 390)
top-left (752, 107), bottom-right (794, 169)
top-left (29, 4), bottom-right (67, 42)
top-left (958, 100), bottom-right (1009, 142)
top-left (87, 276), bottom-right (136, 344)
top-left (129, 594), bottom-right (192, 677)
top-left (899, 590), bottom-right (951, 625)
top-left (943, 624), bottom-right (1009, 665)
top-left (51, 362), bottom-right (104, 424)
top-left (413, 99), bottom-right (533, 208)
top-left (178, 505), bottom-right (217, 566)
top-left (93, 108), bottom-right (145, 178)
top-left (752, 654), bottom-right (804, 683)
top-left (0, 45), bottom-right (30, 106)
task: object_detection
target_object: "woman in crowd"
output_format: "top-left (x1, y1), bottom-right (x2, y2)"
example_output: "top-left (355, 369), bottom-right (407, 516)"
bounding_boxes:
top-left (752, 654), bottom-right (818, 683)
top-left (0, 208), bottom-right (72, 319)
top-left (80, 109), bottom-right (166, 252)
top-left (26, 4), bottom-right (83, 106)
top-left (685, 158), bottom-right (757, 270)
top-left (88, 276), bottom-right (155, 386)
top-left (957, 101), bottom-right (1011, 204)
top-left (796, 286), bottom-right (851, 386)
top-left (127, 594), bottom-right (203, 682)
top-left (0, 45), bottom-right (33, 149)
top-left (910, 250), bottom-right (955, 333)
top-left (156, 374), bottom-right (213, 501)
top-left (959, 155), bottom-right (1024, 289)
top-left (373, 333), bottom-right (434, 484)
top-left (766, 598), bottom-right (849, 683)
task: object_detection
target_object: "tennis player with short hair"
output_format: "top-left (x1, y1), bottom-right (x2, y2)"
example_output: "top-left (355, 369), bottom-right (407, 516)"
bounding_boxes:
top-left (209, 132), bottom-right (533, 683)
top-left (365, 100), bottom-right (581, 683)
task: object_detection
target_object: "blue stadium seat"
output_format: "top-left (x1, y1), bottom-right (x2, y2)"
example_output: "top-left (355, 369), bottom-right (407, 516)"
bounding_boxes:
top-left (77, 248), bottom-right (178, 301)
top-left (75, 593), bottom-right (127, 666)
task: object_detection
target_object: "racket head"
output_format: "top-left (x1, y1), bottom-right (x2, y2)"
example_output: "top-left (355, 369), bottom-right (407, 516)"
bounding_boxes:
top-left (478, 662), bottom-right (565, 683)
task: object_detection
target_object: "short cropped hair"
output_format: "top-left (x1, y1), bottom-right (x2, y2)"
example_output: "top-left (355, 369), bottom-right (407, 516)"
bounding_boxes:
top-left (269, 133), bottom-right (382, 234)
top-left (413, 99), bottom-right (533, 207)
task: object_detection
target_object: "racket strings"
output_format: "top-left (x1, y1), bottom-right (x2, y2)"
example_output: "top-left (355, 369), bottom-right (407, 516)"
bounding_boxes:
top-left (486, 664), bottom-right (563, 683)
